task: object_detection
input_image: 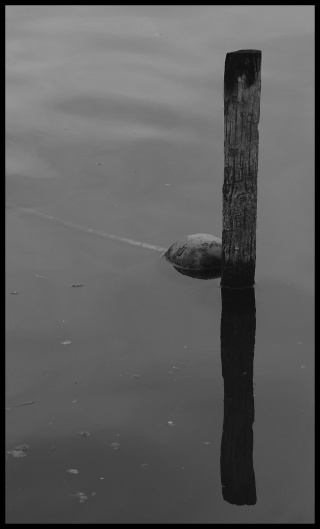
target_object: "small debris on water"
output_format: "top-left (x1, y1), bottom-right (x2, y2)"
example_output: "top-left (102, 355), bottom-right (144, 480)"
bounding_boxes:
top-left (71, 284), bottom-right (84, 288)
top-left (141, 463), bottom-right (148, 469)
top-left (167, 421), bottom-right (175, 427)
top-left (70, 491), bottom-right (96, 503)
top-left (133, 374), bottom-right (141, 379)
top-left (7, 444), bottom-right (29, 458)
top-left (10, 291), bottom-right (18, 295)
top-left (300, 365), bottom-right (306, 369)
top-left (72, 399), bottom-right (78, 404)
top-left (66, 469), bottom-right (79, 474)
top-left (203, 441), bottom-right (211, 446)
top-left (172, 366), bottom-right (181, 370)
top-left (61, 340), bottom-right (72, 345)
top-left (80, 431), bottom-right (90, 437)
top-left (10, 400), bottom-right (35, 408)
top-left (110, 442), bottom-right (120, 450)
top-left (96, 162), bottom-right (104, 166)
top-left (297, 341), bottom-right (303, 345)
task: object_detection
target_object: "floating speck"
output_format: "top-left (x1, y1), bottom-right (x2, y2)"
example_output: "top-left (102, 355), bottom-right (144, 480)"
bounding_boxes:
top-left (61, 340), bottom-right (72, 345)
top-left (72, 399), bottom-right (78, 404)
top-left (300, 365), bottom-right (306, 369)
top-left (96, 162), bottom-right (104, 166)
top-left (66, 469), bottom-right (79, 474)
top-left (134, 374), bottom-right (141, 379)
top-left (80, 431), bottom-right (90, 437)
top-left (10, 291), bottom-right (18, 295)
top-left (10, 400), bottom-right (35, 408)
top-left (172, 366), bottom-right (181, 370)
top-left (71, 284), bottom-right (83, 288)
top-left (167, 421), bottom-right (175, 427)
top-left (297, 342), bottom-right (303, 345)
top-left (7, 444), bottom-right (29, 458)
top-left (70, 491), bottom-right (95, 502)
top-left (203, 441), bottom-right (210, 446)
top-left (7, 449), bottom-right (27, 459)
top-left (111, 442), bottom-right (120, 450)
top-left (141, 463), bottom-right (148, 469)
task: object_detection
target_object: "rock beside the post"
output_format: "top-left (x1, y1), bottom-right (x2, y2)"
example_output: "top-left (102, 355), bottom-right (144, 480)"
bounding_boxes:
top-left (163, 234), bottom-right (222, 278)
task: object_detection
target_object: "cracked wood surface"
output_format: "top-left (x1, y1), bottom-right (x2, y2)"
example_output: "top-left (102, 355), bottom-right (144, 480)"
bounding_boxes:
top-left (221, 50), bottom-right (261, 288)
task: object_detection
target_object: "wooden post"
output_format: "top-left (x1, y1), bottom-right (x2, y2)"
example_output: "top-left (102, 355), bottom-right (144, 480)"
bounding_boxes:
top-left (220, 287), bottom-right (257, 505)
top-left (221, 50), bottom-right (261, 288)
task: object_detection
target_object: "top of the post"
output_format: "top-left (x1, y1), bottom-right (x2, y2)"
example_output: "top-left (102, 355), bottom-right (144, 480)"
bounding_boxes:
top-left (224, 49), bottom-right (261, 95)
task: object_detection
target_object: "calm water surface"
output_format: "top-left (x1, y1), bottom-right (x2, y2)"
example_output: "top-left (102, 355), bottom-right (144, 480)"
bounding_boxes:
top-left (6, 6), bottom-right (314, 524)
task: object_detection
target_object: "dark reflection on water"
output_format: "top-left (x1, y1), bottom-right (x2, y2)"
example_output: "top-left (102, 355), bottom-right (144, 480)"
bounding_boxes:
top-left (220, 287), bottom-right (256, 505)
top-left (173, 265), bottom-right (221, 280)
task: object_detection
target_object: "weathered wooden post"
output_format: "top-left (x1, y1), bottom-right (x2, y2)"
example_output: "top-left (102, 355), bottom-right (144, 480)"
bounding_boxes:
top-left (221, 50), bottom-right (261, 288)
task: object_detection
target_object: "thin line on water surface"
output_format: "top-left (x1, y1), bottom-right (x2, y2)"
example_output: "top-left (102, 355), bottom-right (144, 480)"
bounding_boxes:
top-left (6, 203), bottom-right (167, 253)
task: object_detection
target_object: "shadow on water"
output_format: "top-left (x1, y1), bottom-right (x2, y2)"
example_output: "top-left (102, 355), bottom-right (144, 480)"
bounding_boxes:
top-left (220, 286), bottom-right (257, 506)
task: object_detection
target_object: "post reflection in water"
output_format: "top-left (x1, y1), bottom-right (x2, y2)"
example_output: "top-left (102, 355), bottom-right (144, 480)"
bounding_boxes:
top-left (220, 286), bottom-right (257, 506)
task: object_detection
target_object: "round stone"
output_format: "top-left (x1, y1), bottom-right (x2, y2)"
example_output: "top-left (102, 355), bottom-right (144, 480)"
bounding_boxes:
top-left (163, 234), bottom-right (222, 271)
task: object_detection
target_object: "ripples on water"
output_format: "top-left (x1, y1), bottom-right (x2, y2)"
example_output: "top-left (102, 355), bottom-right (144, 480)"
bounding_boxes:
top-left (6, 6), bottom-right (314, 524)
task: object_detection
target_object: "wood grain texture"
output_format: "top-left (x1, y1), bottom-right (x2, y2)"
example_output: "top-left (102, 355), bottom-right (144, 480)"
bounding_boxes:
top-left (221, 50), bottom-right (261, 288)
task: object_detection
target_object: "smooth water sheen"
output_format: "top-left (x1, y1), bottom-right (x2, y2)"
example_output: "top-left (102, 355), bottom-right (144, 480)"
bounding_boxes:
top-left (6, 6), bottom-right (314, 524)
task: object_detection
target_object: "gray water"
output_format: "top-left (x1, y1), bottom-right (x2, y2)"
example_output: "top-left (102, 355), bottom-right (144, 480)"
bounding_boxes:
top-left (6, 6), bottom-right (314, 524)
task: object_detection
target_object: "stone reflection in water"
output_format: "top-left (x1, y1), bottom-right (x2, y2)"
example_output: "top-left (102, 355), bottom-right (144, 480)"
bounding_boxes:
top-left (220, 287), bottom-right (257, 506)
top-left (172, 266), bottom-right (221, 280)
